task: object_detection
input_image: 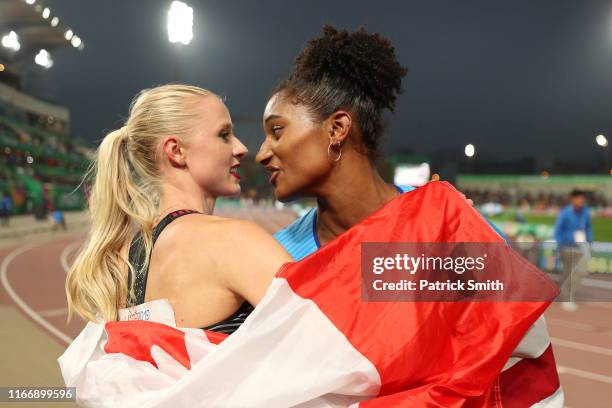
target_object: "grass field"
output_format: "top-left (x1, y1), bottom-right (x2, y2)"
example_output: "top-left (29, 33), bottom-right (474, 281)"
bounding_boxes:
top-left (489, 213), bottom-right (612, 242)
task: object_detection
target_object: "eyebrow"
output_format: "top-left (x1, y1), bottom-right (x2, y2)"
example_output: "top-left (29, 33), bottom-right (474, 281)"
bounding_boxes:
top-left (218, 122), bottom-right (233, 132)
top-left (264, 114), bottom-right (282, 124)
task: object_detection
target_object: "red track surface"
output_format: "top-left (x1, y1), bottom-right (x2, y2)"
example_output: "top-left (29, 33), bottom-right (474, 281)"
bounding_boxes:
top-left (0, 206), bottom-right (610, 407)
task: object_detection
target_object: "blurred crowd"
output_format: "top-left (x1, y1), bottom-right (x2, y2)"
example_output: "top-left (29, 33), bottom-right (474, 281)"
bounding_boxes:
top-left (463, 188), bottom-right (609, 210)
top-left (0, 115), bottom-right (90, 220)
top-left (0, 117), bottom-right (88, 186)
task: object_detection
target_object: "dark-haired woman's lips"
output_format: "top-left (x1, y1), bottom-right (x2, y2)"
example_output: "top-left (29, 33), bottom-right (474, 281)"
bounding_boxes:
top-left (269, 171), bottom-right (279, 185)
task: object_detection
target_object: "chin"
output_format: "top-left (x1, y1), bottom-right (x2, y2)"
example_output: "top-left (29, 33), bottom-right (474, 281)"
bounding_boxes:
top-left (227, 185), bottom-right (242, 197)
top-left (274, 185), bottom-right (301, 203)
top-left (216, 183), bottom-right (241, 198)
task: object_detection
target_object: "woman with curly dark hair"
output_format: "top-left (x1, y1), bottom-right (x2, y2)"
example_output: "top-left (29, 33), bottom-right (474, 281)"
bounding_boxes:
top-left (257, 25), bottom-right (410, 257)
top-left (257, 25), bottom-right (563, 406)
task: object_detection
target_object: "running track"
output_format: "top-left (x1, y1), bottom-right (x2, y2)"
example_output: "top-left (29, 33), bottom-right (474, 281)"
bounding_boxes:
top-left (0, 206), bottom-right (610, 407)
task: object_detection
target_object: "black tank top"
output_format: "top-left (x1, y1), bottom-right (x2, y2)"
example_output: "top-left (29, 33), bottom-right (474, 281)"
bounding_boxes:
top-left (127, 209), bottom-right (254, 334)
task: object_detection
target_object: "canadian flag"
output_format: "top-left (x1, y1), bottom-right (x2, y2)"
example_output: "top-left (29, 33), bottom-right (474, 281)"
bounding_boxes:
top-left (59, 182), bottom-right (562, 407)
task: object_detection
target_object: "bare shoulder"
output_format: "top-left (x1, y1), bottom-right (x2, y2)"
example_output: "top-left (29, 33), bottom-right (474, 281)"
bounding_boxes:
top-left (151, 214), bottom-right (291, 306)
top-left (211, 218), bottom-right (279, 241)
top-left (154, 214), bottom-right (289, 259)
top-left (204, 217), bottom-right (290, 259)
top-left (148, 214), bottom-right (209, 255)
top-left (202, 218), bottom-right (292, 305)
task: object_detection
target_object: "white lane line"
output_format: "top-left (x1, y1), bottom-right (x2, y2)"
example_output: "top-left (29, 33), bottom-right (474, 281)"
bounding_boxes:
top-left (547, 318), bottom-right (596, 332)
top-left (37, 240), bottom-right (81, 319)
top-left (547, 274), bottom-right (612, 291)
top-left (585, 302), bottom-right (612, 310)
top-left (60, 240), bottom-right (82, 274)
top-left (581, 278), bottom-right (612, 291)
top-left (548, 318), bottom-right (612, 337)
top-left (38, 307), bottom-right (68, 317)
top-left (551, 337), bottom-right (612, 357)
top-left (557, 365), bottom-right (612, 384)
top-left (0, 242), bottom-right (72, 345)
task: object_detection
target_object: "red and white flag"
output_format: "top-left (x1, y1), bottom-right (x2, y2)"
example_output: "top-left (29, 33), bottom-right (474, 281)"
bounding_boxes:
top-left (59, 182), bottom-right (562, 407)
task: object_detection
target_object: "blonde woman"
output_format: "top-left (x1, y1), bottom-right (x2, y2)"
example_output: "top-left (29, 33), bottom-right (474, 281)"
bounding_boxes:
top-left (66, 85), bottom-right (291, 332)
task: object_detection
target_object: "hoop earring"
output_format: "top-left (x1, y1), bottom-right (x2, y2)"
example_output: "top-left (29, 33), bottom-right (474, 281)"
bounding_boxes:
top-left (327, 139), bottom-right (342, 162)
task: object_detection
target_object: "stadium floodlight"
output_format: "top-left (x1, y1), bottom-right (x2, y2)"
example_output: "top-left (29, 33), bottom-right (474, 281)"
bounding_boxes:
top-left (51, 17), bottom-right (59, 27)
top-left (71, 36), bottom-right (82, 48)
top-left (464, 143), bottom-right (476, 158)
top-left (167, 1), bottom-right (193, 45)
top-left (2, 31), bottom-right (20, 51)
top-left (64, 29), bottom-right (73, 40)
top-left (24, 0), bottom-right (35, 4)
top-left (34, 49), bottom-right (53, 69)
top-left (596, 134), bottom-right (608, 147)
top-left (42, 7), bottom-right (50, 19)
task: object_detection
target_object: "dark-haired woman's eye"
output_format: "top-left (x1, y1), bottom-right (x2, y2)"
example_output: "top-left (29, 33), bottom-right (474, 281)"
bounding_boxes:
top-left (271, 125), bottom-right (283, 140)
top-left (220, 131), bottom-right (231, 141)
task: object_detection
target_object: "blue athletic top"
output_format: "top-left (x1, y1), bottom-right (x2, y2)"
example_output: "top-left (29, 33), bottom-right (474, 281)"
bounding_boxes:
top-left (274, 185), bottom-right (413, 261)
top-left (274, 185), bottom-right (506, 260)
top-left (273, 207), bottom-right (320, 261)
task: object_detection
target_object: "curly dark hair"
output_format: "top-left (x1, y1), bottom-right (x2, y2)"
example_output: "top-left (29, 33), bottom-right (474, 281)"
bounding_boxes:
top-left (275, 25), bottom-right (407, 157)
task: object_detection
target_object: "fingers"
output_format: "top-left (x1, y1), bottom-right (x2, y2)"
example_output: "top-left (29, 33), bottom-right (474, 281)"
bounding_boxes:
top-left (460, 193), bottom-right (474, 207)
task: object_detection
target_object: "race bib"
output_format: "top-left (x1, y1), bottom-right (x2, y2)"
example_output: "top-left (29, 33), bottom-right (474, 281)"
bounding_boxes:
top-left (118, 298), bottom-right (176, 327)
top-left (574, 230), bottom-right (586, 243)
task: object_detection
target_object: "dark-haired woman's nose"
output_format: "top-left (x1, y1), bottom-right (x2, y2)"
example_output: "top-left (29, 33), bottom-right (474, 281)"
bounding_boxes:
top-left (255, 139), bottom-right (272, 165)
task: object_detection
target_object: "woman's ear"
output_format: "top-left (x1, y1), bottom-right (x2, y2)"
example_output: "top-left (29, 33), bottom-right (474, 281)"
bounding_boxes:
top-left (327, 111), bottom-right (352, 145)
top-left (161, 136), bottom-right (186, 167)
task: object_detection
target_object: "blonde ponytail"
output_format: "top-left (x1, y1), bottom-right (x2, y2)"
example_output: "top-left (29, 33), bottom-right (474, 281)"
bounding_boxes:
top-left (67, 84), bottom-right (214, 322)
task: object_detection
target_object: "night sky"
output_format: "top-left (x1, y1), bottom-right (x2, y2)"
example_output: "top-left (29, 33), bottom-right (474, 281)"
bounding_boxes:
top-left (26, 0), bottom-right (612, 164)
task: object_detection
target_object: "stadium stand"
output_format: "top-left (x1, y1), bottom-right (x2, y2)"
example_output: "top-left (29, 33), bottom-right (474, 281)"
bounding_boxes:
top-left (1, 0), bottom-right (90, 218)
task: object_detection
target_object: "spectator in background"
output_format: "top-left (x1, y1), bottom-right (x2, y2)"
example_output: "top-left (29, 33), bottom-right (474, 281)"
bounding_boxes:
top-left (0, 192), bottom-right (12, 226)
top-left (554, 189), bottom-right (592, 311)
top-left (51, 209), bottom-right (67, 231)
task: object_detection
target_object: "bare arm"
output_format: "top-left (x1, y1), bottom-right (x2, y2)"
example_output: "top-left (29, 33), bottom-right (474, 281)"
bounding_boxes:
top-left (174, 218), bottom-right (292, 307)
top-left (215, 219), bottom-right (293, 306)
